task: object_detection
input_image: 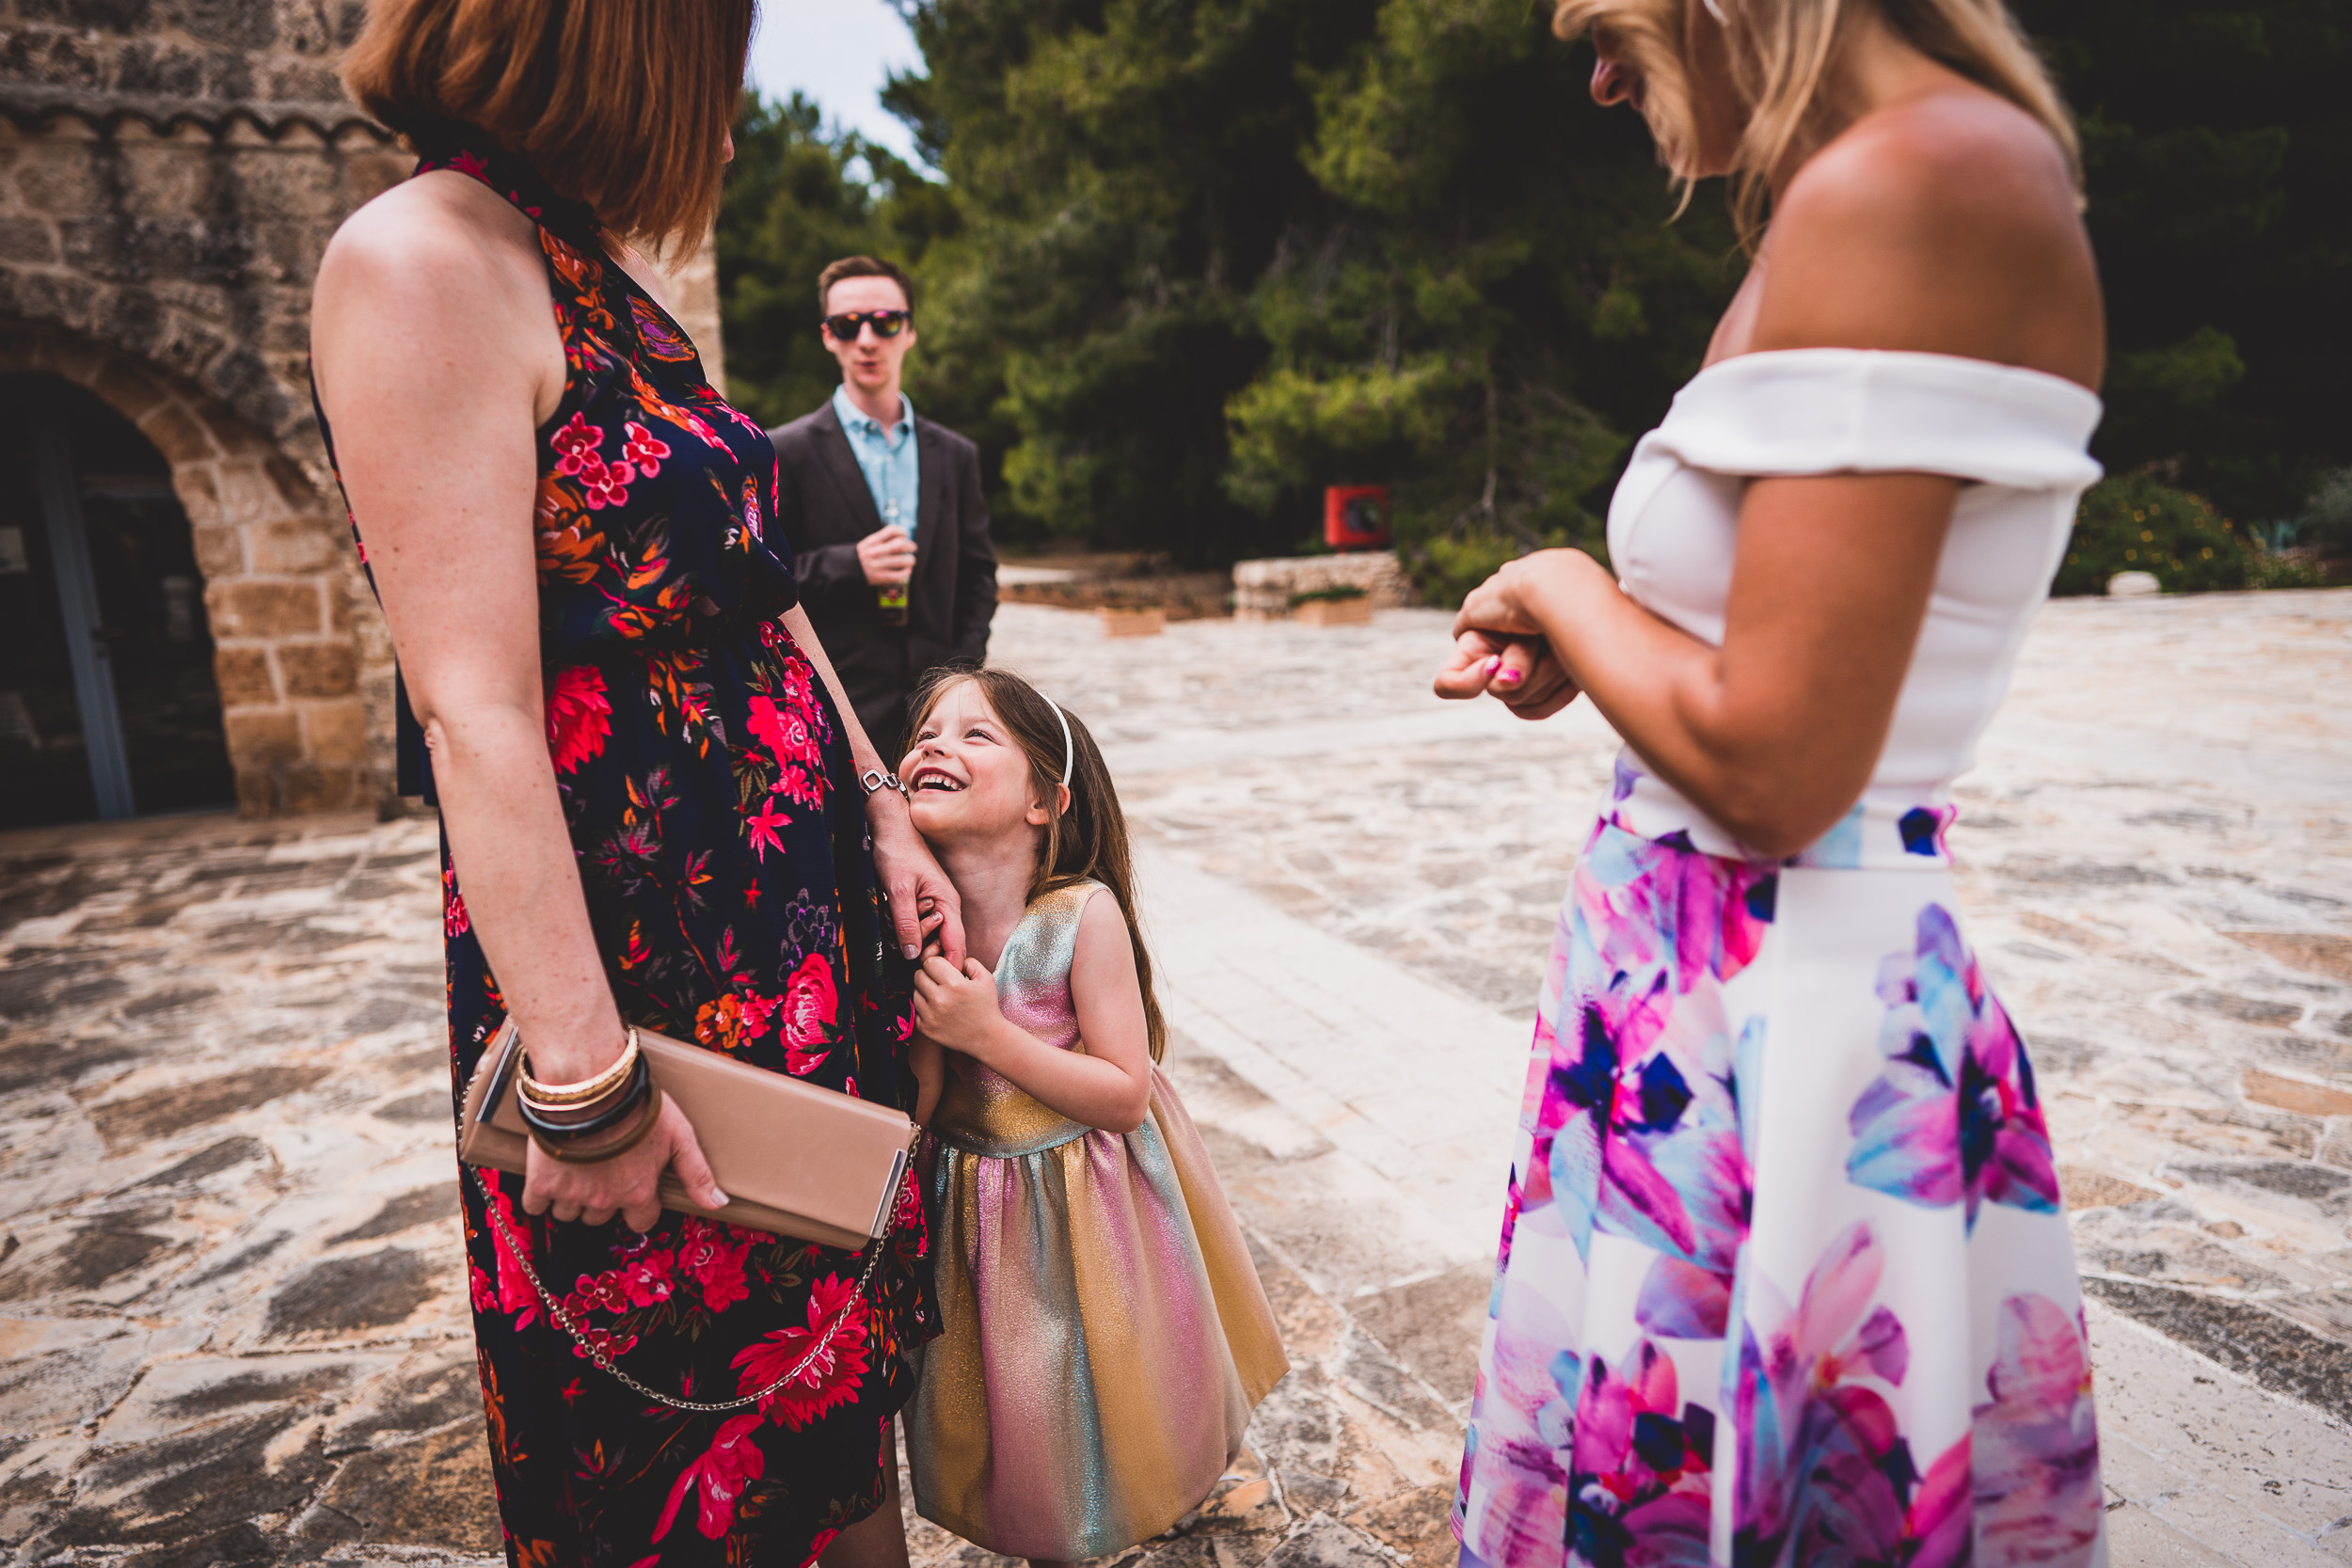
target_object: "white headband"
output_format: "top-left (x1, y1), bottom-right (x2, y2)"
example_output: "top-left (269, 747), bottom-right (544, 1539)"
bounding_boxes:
top-left (1044, 695), bottom-right (1073, 786)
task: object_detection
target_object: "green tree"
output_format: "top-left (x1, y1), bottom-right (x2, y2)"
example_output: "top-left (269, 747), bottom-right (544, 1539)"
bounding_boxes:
top-left (881, 0), bottom-right (1737, 571)
top-left (1226, 0), bottom-right (1738, 593)
top-left (717, 92), bottom-right (958, 428)
top-left (883, 0), bottom-right (1356, 562)
top-left (2016, 0), bottom-right (2352, 522)
top-left (730, 1), bottom-right (2349, 577)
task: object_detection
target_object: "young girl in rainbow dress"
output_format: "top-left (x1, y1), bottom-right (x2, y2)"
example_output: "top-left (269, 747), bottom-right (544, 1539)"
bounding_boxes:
top-left (895, 668), bottom-right (1288, 1567)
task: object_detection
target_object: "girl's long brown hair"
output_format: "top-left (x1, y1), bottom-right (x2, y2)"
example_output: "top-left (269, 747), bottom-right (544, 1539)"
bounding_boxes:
top-left (907, 669), bottom-right (1168, 1063)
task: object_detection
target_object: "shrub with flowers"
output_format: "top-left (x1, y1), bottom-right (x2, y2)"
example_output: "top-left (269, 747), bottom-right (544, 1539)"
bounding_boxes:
top-left (2051, 472), bottom-right (2255, 595)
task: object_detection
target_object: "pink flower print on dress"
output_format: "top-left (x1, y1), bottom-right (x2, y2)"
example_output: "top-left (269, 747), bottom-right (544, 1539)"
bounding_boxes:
top-left (746, 691), bottom-right (827, 810)
top-left (742, 798), bottom-right (789, 862)
top-left (731, 1272), bottom-right (870, 1430)
top-left (1562, 1338), bottom-right (1714, 1563)
top-left (1971, 1295), bottom-right (2103, 1566)
top-left (654, 1410), bottom-right (767, 1541)
top-left (442, 867), bottom-right (470, 941)
top-left (623, 420), bottom-right (672, 477)
top-left (780, 951), bottom-right (838, 1076)
top-left (485, 1180), bottom-right (539, 1328)
top-left (565, 1249), bottom-right (675, 1318)
top-left (1533, 827), bottom-right (1763, 1273)
top-left (545, 665), bottom-right (612, 775)
top-left (577, 452), bottom-right (636, 511)
top-left (550, 412), bottom-right (602, 476)
top-left (1733, 1219), bottom-right (1968, 1568)
top-left (1846, 903), bottom-right (2062, 1229)
top-left (675, 1216), bottom-right (755, 1314)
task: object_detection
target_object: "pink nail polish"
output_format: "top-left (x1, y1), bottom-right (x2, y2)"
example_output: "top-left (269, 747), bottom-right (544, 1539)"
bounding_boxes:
top-left (1484, 656), bottom-right (1503, 675)
top-left (1499, 668), bottom-right (1524, 686)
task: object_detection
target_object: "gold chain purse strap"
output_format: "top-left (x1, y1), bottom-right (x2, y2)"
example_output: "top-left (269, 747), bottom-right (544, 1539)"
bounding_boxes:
top-left (473, 1162), bottom-right (909, 1414)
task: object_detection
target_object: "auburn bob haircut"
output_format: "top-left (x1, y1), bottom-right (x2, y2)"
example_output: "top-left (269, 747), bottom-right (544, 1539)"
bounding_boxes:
top-left (342, 0), bottom-right (755, 251)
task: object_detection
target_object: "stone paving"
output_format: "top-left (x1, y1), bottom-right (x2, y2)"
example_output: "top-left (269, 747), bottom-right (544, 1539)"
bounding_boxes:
top-left (2, 590), bottom-right (2349, 1566)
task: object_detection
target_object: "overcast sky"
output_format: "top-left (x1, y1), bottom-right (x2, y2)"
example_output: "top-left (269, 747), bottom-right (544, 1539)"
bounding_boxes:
top-left (746, 0), bottom-right (925, 166)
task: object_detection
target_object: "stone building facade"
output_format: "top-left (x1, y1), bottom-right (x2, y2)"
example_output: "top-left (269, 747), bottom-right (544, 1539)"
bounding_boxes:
top-left (0, 3), bottom-right (724, 820)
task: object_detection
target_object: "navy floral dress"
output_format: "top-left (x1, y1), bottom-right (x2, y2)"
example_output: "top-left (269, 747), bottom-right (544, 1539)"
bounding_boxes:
top-left (314, 144), bottom-right (933, 1568)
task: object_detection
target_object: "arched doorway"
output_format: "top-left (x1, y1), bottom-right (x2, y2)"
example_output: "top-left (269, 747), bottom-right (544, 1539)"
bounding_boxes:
top-left (1, 373), bottom-right (236, 825)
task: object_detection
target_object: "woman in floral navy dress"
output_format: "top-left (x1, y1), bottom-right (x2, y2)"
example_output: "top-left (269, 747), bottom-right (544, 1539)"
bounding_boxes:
top-left (311, 5), bottom-right (958, 1565)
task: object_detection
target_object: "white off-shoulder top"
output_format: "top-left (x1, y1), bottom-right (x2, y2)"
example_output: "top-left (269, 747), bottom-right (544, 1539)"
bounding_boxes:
top-left (1602, 349), bottom-right (2104, 866)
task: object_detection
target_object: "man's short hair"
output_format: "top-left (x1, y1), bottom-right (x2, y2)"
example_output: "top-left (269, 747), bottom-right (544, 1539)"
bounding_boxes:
top-left (818, 256), bottom-right (915, 317)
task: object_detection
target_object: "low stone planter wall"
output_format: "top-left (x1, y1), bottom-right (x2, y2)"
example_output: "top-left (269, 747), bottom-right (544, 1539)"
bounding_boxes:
top-left (1232, 550), bottom-right (1411, 621)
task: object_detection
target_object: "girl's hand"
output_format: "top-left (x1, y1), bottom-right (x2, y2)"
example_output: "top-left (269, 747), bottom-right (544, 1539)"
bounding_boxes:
top-left (912, 954), bottom-right (1006, 1057)
top-left (868, 790), bottom-right (967, 965)
top-left (520, 1095), bottom-right (727, 1232)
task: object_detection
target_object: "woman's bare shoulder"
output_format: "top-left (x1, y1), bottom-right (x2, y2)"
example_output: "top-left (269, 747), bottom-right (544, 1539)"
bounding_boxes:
top-left (1752, 89), bottom-right (2103, 384)
top-left (316, 171), bottom-right (545, 321)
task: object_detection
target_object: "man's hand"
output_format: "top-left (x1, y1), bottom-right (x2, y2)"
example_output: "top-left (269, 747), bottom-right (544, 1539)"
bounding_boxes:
top-left (912, 954), bottom-right (1007, 1057)
top-left (857, 525), bottom-right (915, 587)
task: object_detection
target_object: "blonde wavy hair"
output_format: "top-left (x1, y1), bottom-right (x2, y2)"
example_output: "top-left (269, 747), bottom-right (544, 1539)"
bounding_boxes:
top-left (1553, 0), bottom-right (2079, 249)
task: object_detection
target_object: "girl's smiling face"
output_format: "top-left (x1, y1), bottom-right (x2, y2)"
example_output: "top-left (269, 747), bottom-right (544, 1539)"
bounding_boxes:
top-left (901, 679), bottom-right (1054, 847)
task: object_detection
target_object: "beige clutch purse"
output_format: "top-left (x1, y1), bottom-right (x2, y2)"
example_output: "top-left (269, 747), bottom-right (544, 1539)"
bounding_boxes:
top-left (457, 1017), bottom-right (918, 1251)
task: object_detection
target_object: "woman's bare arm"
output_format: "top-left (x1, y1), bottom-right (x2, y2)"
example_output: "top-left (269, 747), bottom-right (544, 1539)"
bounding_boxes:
top-left (773, 603), bottom-right (966, 965)
top-left (1439, 94), bottom-right (2102, 857)
top-left (311, 176), bottom-right (722, 1228)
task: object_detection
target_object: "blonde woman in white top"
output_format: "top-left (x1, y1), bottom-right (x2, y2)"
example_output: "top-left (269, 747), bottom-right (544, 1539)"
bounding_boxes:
top-left (1436, 0), bottom-right (2108, 1563)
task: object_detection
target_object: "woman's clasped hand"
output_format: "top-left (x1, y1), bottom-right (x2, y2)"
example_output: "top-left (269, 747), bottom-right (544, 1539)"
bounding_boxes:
top-left (1432, 549), bottom-right (1595, 721)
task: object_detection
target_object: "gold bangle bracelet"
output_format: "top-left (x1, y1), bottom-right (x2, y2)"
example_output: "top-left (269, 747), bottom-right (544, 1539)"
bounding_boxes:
top-left (518, 1025), bottom-right (640, 1108)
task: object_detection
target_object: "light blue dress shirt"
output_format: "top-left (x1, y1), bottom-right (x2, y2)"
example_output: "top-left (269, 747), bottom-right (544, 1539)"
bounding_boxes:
top-left (832, 385), bottom-right (921, 540)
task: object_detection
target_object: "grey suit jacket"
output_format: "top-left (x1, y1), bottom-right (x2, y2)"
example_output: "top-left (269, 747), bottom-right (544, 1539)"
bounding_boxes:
top-left (768, 402), bottom-right (996, 755)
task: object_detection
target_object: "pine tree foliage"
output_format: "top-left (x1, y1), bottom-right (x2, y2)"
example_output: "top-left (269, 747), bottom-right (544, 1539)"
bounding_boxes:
top-left (716, 1), bottom-right (2352, 578)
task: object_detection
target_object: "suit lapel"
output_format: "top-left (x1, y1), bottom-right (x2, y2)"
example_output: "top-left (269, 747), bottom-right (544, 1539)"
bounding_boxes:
top-left (914, 420), bottom-right (947, 577)
top-left (812, 404), bottom-right (888, 538)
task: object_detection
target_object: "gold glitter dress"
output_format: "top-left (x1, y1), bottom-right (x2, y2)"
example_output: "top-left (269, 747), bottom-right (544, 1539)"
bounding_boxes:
top-left (908, 880), bottom-right (1287, 1560)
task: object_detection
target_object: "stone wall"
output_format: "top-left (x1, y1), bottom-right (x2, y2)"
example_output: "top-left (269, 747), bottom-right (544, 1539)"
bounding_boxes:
top-left (1232, 550), bottom-right (1413, 621)
top-left (0, 3), bottom-right (727, 816)
top-left (1, 1), bottom-right (409, 814)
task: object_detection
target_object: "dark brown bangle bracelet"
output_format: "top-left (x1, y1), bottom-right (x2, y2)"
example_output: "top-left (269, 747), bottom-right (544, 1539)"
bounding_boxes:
top-left (530, 1088), bottom-right (664, 1165)
top-left (518, 1053), bottom-right (652, 1142)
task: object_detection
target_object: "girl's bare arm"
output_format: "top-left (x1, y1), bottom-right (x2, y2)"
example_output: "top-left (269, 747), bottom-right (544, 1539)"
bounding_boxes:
top-left (912, 892), bottom-right (1152, 1133)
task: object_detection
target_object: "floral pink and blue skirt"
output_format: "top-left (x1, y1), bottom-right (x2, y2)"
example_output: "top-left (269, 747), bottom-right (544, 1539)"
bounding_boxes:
top-left (1454, 770), bottom-right (2104, 1568)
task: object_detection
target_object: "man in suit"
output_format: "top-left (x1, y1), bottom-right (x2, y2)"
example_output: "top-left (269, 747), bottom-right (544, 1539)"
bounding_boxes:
top-left (770, 255), bottom-right (996, 755)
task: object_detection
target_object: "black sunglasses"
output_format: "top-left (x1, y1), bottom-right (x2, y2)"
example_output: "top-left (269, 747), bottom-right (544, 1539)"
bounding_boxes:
top-left (822, 309), bottom-right (912, 341)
